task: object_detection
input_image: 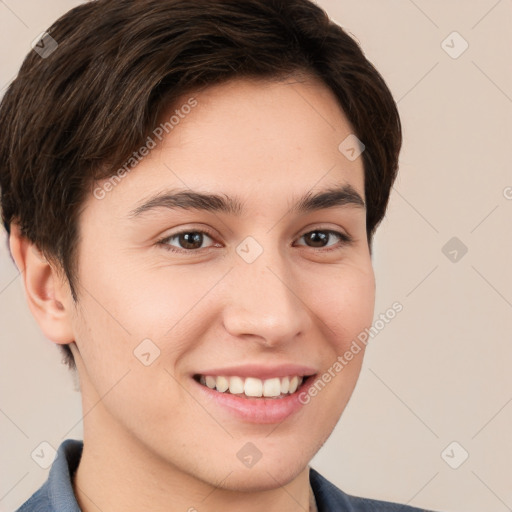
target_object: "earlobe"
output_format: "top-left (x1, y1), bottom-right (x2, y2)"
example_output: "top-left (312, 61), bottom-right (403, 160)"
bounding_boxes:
top-left (8, 223), bottom-right (75, 345)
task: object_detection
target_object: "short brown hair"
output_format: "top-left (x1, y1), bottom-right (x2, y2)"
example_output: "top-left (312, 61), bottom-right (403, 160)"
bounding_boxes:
top-left (0, 0), bottom-right (402, 371)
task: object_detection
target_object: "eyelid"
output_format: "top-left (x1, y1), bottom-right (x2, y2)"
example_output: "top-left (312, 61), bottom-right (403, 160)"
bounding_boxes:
top-left (156, 225), bottom-right (218, 250)
top-left (295, 223), bottom-right (352, 241)
top-left (293, 227), bottom-right (353, 251)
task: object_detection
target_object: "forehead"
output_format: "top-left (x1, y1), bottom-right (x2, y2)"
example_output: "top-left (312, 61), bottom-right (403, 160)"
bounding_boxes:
top-left (86, 77), bottom-right (365, 219)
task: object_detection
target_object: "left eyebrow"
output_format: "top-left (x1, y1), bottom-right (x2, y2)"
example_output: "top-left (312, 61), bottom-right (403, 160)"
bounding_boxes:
top-left (127, 183), bottom-right (365, 219)
top-left (290, 184), bottom-right (365, 214)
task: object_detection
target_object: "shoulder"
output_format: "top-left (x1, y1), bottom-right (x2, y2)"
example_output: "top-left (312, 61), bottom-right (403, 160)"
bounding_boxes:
top-left (309, 467), bottom-right (440, 512)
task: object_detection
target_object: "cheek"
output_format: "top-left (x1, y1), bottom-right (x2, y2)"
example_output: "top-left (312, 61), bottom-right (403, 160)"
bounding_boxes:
top-left (70, 285), bottom-right (197, 433)
top-left (293, 264), bottom-right (375, 450)
top-left (313, 262), bottom-right (376, 348)
top-left (70, 257), bottom-right (226, 415)
top-left (76, 248), bottom-right (211, 341)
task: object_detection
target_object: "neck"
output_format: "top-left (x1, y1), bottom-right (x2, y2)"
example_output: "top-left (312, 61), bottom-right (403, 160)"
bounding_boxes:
top-left (73, 407), bottom-right (314, 512)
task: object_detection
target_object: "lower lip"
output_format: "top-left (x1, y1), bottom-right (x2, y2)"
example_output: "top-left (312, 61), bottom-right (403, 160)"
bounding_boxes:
top-left (192, 375), bottom-right (316, 424)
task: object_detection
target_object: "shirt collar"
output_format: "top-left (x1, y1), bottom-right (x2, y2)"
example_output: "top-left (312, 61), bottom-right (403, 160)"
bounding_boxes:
top-left (44, 438), bottom-right (82, 511)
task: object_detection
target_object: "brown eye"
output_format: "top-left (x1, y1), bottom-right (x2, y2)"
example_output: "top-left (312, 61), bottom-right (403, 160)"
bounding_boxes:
top-left (158, 230), bottom-right (216, 252)
top-left (303, 231), bottom-right (330, 248)
top-left (176, 232), bottom-right (206, 250)
top-left (296, 229), bottom-right (352, 250)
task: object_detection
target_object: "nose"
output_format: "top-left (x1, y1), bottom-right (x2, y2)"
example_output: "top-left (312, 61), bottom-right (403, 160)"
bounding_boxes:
top-left (221, 246), bottom-right (312, 348)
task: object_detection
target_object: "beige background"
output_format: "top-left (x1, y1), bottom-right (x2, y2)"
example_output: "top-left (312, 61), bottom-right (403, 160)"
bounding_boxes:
top-left (1, 1), bottom-right (511, 511)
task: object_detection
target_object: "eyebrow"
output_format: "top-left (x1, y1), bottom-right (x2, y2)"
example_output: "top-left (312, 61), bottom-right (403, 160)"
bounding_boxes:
top-left (127, 183), bottom-right (365, 219)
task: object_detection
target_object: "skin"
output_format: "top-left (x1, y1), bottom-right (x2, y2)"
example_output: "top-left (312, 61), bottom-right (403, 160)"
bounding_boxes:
top-left (10, 76), bottom-right (375, 512)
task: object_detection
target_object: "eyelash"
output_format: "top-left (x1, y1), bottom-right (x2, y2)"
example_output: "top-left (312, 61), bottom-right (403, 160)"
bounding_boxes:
top-left (156, 227), bottom-right (353, 254)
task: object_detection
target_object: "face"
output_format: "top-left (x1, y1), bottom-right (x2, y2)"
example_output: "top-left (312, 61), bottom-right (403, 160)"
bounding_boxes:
top-left (67, 76), bottom-right (375, 490)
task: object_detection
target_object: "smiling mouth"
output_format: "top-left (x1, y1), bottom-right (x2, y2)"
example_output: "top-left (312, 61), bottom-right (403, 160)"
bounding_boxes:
top-left (193, 373), bottom-right (316, 399)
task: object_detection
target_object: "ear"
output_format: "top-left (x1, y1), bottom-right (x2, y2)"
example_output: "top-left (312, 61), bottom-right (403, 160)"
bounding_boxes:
top-left (9, 223), bottom-right (75, 345)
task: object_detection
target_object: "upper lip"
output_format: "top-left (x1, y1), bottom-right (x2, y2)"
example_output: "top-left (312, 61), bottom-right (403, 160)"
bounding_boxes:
top-left (194, 364), bottom-right (317, 380)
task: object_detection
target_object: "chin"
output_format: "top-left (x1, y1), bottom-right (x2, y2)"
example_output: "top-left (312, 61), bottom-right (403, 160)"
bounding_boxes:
top-left (212, 461), bottom-right (308, 493)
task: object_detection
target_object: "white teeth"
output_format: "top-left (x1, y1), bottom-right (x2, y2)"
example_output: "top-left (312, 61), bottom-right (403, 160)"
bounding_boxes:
top-left (229, 376), bottom-right (244, 394)
top-left (289, 376), bottom-right (299, 394)
top-left (205, 376), bottom-right (216, 389)
top-left (263, 377), bottom-right (281, 397)
top-left (198, 374), bottom-right (306, 397)
top-left (244, 377), bottom-right (263, 397)
top-left (215, 376), bottom-right (229, 393)
top-left (280, 376), bottom-right (290, 394)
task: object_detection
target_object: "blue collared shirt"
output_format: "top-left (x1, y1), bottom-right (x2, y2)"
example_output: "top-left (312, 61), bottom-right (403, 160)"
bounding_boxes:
top-left (15, 439), bottom-right (438, 511)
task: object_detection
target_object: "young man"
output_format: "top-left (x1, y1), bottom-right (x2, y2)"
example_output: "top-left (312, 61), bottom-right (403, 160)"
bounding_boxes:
top-left (1, 0), bottom-right (438, 510)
